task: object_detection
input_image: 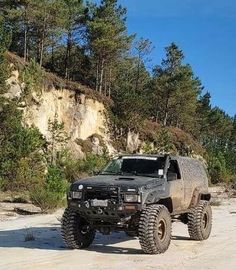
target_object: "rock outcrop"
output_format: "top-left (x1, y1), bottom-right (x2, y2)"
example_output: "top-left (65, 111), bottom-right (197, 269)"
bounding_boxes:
top-left (5, 67), bottom-right (116, 158)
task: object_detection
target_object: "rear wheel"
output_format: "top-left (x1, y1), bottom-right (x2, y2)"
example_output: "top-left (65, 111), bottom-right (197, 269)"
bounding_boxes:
top-left (138, 205), bottom-right (172, 254)
top-left (61, 208), bottom-right (96, 249)
top-left (188, 200), bottom-right (212, 240)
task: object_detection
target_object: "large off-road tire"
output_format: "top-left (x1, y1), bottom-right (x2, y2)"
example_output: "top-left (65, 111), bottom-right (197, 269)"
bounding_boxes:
top-left (138, 205), bottom-right (172, 254)
top-left (61, 208), bottom-right (96, 249)
top-left (188, 200), bottom-right (212, 241)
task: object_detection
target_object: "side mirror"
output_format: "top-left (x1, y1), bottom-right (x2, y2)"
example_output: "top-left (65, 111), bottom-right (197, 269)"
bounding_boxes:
top-left (167, 172), bottom-right (177, 181)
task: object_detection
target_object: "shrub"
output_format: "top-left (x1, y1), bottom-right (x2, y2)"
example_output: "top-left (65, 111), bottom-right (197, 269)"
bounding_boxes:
top-left (0, 177), bottom-right (5, 191)
top-left (30, 165), bottom-right (68, 212)
top-left (45, 165), bottom-right (68, 194)
top-left (207, 150), bottom-right (228, 184)
top-left (62, 153), bottom-right (110, 182)
top-left (0, 101), bottom-right (46, 191)
top-left (30, 189), bottom-right (66, 212)
top-left (20, 59), bottom-right (45, 101)
top-left (76, 153), bottom-right (109, 176)
top-left (12, 154), bottom-right (46, 191)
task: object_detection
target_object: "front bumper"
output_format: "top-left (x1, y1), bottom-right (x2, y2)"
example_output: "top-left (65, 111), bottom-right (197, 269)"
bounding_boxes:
top-left (68, 199), bottom-right (141, 223)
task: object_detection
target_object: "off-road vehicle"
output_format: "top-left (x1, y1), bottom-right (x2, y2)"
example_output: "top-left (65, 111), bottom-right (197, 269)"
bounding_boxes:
top-left (61, 154), bottom-right (212, 254)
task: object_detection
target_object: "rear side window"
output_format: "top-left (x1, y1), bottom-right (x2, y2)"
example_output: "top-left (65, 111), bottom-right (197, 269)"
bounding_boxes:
top-left (168, 160), bottom-right (181, 179)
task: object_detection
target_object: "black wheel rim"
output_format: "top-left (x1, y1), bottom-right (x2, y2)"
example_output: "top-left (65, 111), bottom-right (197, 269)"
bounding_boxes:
top-left (157, 219), bottom-right (167, 241)
top-left (78, 217), bottom-right (92, 235)
top-left (203, 212), bottom-right (208, 229)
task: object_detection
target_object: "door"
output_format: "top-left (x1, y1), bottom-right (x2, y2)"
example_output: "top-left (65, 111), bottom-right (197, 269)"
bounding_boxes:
top-left (167, 160), bottom-right (184, 212)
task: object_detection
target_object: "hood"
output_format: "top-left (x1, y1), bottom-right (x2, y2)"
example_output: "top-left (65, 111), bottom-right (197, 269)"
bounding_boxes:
top-left (71, 174), bottom-right (164, 191)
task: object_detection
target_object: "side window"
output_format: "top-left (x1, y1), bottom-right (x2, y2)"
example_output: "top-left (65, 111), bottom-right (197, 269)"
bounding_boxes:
top-left (168, 160), bottom-right (181, 180)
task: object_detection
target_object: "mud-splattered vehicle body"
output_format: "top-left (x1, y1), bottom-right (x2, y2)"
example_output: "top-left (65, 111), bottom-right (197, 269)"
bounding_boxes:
top-left (61, 154), bottom-right (212, 254)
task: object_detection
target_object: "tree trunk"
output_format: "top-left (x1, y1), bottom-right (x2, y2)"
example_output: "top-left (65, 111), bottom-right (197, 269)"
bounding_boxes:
top-left (39, 38), bottom-right (44, 67)
top-left (108, 68), bottom-right (112, 98)
top-left (163, 96), bottom-right (170, 126)
top-left (39, 16), bottom-right (46, 67)
top-left (98, 58), bottom-right (105, 94)
top-left (51, 43), bottom-right (54, 72)
top-left (155, 110), bottom-right (159, 122)
top-left (135, 54), bottom-right (141, 92)
top-left (95, 62), bottom-right (99, 91)
top-left (65, 30), bottom-right (72, 79)
top-left (104, 69), bottom-right (107, 96)
top-left (24, 26), bottom-right (27, 62)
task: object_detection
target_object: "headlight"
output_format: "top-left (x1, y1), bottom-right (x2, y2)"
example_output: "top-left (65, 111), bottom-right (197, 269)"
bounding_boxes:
top-left (71, 191), bottom-right (83, 199)
top-left (124, 194), bottom-right (141, 203)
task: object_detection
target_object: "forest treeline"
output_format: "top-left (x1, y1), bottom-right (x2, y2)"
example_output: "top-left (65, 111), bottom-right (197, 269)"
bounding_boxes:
top-left (0, 0), bottom-right (236, 197)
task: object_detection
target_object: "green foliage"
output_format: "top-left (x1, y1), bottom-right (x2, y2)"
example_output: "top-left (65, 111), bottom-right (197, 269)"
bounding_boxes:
top-left (21, 59), bottom-right (45, 99)
top-left (150, 43), bottom-right (201, 131)
top-left (47, 113), bottom-right (70, 165)
top-left (30, 188), bottom-right (66, 212)
top-left (111, 88), bottom-right (149, 132)
top-left (45, 165), bottom-right (68, 194)
top-left (0, 101), bottom-right (46, 191)
top-left (0, 177), bottom-right (5, 191)
top-left (154, 129), bottom-right (176, 154)
top-left (207, 150), bottom-right (228, 184)
top-left (77, 153), bottom-right (109, 175)
top-left (141, 141), bottom-right (154, 154)
top-left (30, 165), bottom-right (68, 212)
top-left (0, 15), bottom-right (11, 95)
top-left (13, 154), bottom-right (46, 191)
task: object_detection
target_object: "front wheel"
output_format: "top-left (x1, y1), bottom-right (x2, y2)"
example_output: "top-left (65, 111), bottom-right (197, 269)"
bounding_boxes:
top-left (138, 205), bottom-right (172, 254)
top-left (188, 200), bottom-right (212, 241)
top-left (61, 208), bottom-right (96, 249)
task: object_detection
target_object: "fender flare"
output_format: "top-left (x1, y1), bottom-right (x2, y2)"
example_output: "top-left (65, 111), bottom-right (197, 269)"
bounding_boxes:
top-left (190, 188), bottom-right (211, 208)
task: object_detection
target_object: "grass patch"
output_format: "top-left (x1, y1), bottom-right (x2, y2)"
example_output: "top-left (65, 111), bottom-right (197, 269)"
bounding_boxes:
top-left (30, 189), bottom-right (66, 213)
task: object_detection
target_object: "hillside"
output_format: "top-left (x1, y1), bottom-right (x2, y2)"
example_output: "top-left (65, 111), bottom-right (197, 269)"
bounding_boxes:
top-left (5, 52), bottom-right (204, 158)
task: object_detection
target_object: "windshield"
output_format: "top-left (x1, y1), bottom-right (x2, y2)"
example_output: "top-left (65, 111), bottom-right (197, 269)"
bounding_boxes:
top-left (101, 156), bottom-right (165, 177)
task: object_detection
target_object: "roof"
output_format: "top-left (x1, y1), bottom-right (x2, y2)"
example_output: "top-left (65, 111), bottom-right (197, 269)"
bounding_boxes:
top-left (117, 153), bottom-right (198, 162)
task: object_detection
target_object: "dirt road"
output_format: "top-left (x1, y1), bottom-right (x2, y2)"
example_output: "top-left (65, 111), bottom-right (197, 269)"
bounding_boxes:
top-left (0, 199), bottom-right (236, 270)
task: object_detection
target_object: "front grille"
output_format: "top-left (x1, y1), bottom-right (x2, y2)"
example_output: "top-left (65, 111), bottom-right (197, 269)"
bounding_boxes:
top-left (84, 186), bottom-right (119, 201)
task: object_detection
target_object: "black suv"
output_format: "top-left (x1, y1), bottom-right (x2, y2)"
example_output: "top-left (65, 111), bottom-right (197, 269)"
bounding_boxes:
top-left (61, 154), bottom-right (212, 254)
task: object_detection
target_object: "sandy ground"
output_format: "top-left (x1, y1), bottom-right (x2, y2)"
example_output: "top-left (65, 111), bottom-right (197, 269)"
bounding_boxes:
top-left (0, 199), bottom-right (236, 270)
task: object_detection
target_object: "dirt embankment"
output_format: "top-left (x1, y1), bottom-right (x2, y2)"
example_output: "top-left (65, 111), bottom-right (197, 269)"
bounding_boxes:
top-left (0, 194), bottom-right (236, 270)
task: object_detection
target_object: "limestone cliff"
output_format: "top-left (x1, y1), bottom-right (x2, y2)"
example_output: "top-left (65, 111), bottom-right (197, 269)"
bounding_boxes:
top-left (5, 65), bottom-right (115, 158)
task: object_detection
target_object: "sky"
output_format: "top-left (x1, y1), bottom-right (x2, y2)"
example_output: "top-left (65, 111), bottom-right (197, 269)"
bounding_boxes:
top-left (92, 0), bottom-right (236, 116)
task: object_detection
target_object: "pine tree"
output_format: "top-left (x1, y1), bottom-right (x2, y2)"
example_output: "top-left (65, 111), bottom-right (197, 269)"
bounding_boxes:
top-left (62, 0), bottom-right (85, 79)
top-left (150, 43), bottom-right (202, 131)
top-left (133, 38), bottom-right (153, 92)
top-left (0, 15), bottom-right (10, 95)
top-left (87, 0), bottom-right (133, 94)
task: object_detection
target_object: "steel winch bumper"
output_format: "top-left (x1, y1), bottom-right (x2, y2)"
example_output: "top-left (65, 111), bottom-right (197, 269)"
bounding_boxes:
top-left (68, 198), bottom-right (141, 223)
